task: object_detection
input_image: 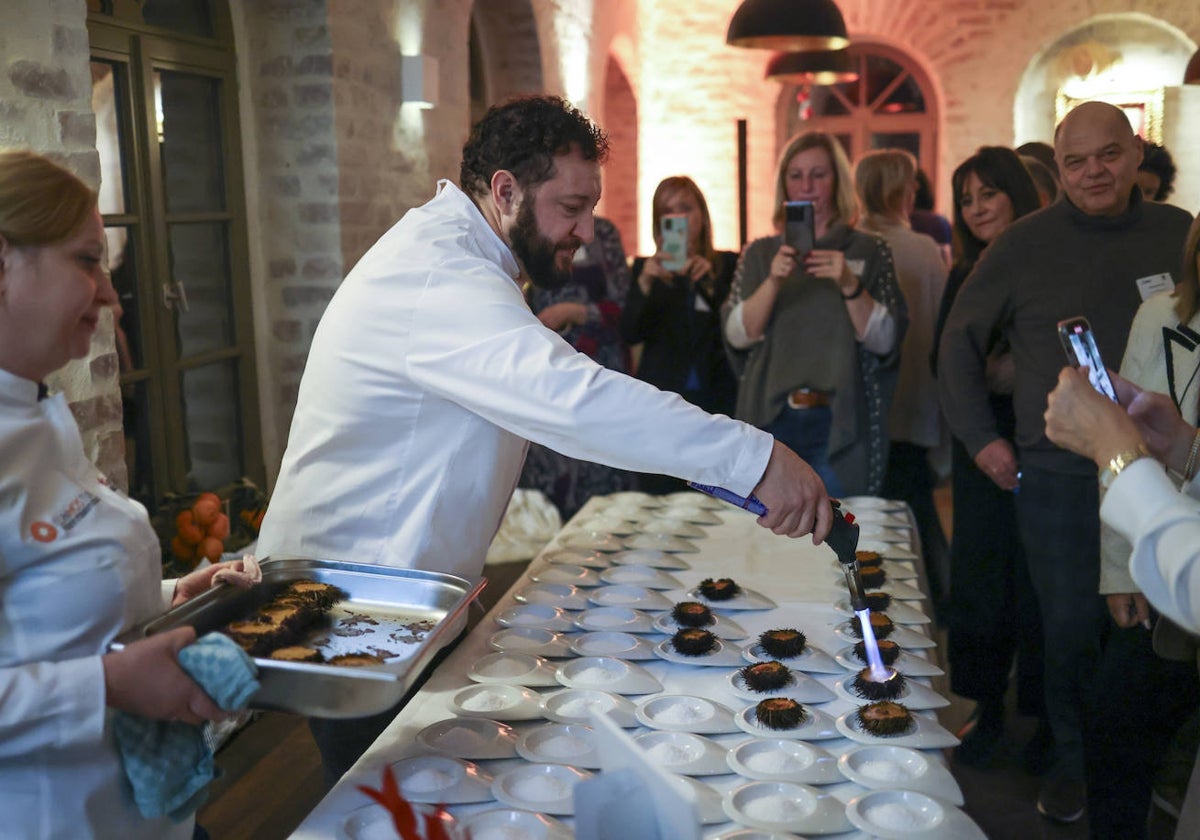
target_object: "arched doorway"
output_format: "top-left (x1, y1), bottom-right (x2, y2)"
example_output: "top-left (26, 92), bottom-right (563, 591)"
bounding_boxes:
top-left (601, 54), bottom-right (638, 256)
top-left (469, 0), bottom-right (544, 118)
top-left (776, 43), bottom-right (939, 185)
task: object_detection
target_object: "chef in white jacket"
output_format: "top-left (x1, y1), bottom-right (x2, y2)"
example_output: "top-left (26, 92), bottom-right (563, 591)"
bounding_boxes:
top-left (0, 150), bottom-right (257, 838)
top-left (257, 96), bottom-right (831, 777)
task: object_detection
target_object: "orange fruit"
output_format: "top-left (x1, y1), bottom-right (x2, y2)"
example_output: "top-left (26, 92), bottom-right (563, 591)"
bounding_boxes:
top-left (174, 509), bottom-right (204, 545)
top-left (200, 536), bottom-right (225, 562)
top-left (171, 535), bottom-right (196, 561)
top-left (192, 495), bottom-right (221, 528)
top-left (208, 512), bottom-right (230, 540)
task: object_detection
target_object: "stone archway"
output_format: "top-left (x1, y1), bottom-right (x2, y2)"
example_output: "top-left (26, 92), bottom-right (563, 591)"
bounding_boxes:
top-left (601, 53), bottom-right (638, 255)
top-left (469, 0), bottom-right (544, 111)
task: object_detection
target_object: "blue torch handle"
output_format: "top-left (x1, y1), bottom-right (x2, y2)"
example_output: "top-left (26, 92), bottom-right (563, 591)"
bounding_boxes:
top-left (686, 482), bottom-right (769, 516)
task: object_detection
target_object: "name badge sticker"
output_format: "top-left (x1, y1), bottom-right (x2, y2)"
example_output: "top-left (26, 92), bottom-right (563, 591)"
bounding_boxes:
top-left (1136, 272), bottom-right (1174, 301)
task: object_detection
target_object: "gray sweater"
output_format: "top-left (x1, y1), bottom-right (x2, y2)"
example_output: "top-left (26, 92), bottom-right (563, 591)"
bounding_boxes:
top-left (938, 190), bottom-right (1193, 475)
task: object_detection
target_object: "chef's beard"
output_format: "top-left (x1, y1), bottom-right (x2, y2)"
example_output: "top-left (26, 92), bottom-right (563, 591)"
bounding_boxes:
top-left (510, 195), bottom-right (581, 291)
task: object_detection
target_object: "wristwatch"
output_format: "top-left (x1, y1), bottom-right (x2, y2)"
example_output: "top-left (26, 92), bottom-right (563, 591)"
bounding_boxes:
top-left (1099, 444), bottom-right (1149, 490)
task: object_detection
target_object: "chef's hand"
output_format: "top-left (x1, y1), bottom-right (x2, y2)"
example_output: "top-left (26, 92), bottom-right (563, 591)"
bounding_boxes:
top-left (172, 555), bottom-right (263, 607)
top-left (751, 440), bottom-right (832, 542)
top-left (538, 302), bottom-right (588, 332)
top-left (973, 438), bottom-right (1019, 490)
top-left (102, 627), bottom-right (227, 724)
top-left (1106, 592), bottom-right (1152, 629)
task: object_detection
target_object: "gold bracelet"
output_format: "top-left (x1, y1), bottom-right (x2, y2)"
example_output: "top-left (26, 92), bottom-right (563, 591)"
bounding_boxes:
top-left (1100, 444), bottom-right (1149, 490)
top-left (1184, 429), bottom-right (1200, 480)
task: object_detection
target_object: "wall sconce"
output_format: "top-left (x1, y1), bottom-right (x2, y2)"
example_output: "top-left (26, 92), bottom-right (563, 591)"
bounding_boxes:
top-left (726, 0), bottom-right (850, 51)
top-left (765, 49), bottom-right (858, 85)
top-left (401, 54), bottom-right (438, 108)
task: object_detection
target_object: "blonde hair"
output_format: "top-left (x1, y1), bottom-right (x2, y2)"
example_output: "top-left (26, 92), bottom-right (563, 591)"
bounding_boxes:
top-left (772, 131), bottom-right (858, 229)
top-left (651, 176), bottom-right (716, 266)
top-left (0, 149), bottom-right (96, 248)
top-left (855, 149), bottom-right (916, 218)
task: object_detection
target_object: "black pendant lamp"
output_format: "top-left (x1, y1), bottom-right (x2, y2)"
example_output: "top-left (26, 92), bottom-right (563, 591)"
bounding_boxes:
top-left (726, 0), bottom-right (850, 51)
top-left (765, 49), bottom-right (857, 85)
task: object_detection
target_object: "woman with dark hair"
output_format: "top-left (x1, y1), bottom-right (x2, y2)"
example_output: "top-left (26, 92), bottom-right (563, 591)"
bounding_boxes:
top-left (1137, 140), bottom-right (1177, 203)
top-left (933, 146), bottom-right (1046, 767)
top-left (723, 131), bottom-right (907, 496)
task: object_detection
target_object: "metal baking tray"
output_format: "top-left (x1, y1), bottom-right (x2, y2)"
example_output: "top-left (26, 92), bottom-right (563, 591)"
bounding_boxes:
top-left (112, 557), bottom-right (485, 718)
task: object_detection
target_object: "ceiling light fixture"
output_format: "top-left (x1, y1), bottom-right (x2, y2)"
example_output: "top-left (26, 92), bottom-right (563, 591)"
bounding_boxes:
top-left (726, 0), bottom-right (850, 52)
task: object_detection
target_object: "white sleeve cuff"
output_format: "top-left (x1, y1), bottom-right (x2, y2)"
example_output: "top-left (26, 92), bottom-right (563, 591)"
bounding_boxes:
top-left (724, 302), bottom-right (760, 350)
top-left (859, 302), bottom-right (894, 354)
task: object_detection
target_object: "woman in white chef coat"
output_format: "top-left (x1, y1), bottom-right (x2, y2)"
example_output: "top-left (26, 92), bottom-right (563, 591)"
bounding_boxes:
top-left (0, 149), bottom-right (253, 839)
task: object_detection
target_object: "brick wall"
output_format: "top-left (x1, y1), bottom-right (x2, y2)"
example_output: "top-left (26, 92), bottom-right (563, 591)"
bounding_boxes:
top-left (0, 0), bottom-right (126, 486)
top-left (602, 55), bottom-right (639, 258)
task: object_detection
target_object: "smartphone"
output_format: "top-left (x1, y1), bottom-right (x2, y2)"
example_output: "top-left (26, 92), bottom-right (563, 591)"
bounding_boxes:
top-left (660, 214), bottom-right (688, 272)
top-left (1057, 316), bottom-right (1119, 402)
top-left (784, 200), bottom-right (815, 259)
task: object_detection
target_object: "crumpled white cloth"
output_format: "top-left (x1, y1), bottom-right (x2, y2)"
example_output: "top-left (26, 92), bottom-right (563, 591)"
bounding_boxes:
top-left (485, 490), bottom-right (562, 565)
top-left (211, 554), bottom-right (262, 588)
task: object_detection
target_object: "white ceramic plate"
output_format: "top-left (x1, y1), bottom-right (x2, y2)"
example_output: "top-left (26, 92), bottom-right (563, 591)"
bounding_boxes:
top-left (726, 737), bottom-right (842, 785)
top-left (833, 672), bottom-right (949, 710)
top-left (845, 789), bottom-right (985, 839)
top-left (835, 708), bottom-right (960, 749)
top-left (728, 666), bottom-right (837, 705)
top-left (514, 582), bottom-right (590, 610)
top-left (838, 744), bottom-right (963, 805)
top-left (685, 585), bottom-right (777, 611)
top-left (658, 506), bottom-right (723, 525)
top-left (623, 533), bottom-right (700, 553)
top-left (468, 652), bottom-right (560, 687)
top-left (605, 491), bottom-right (663, 507)
top-left (599, 564), bottom-right (683, 590)
top-left (833, 620), bottom-right (936, 649)
top-left (541, 548), bottom-right (611, 569)
top-left (848, 510), bottom-right (910, 527)
top-left (338, 804), bottom-right (456, 840)
top-left (557, 531), bottom-right (626, 553)
top-left (839, 496), bottom-right (907, 513)
top-left (555, 656), bottom-right (663, 695)
top-left (654, 611), bottom-right (748, 640)
top-left (857, 540), bottom-right (918, 560)
top-left (742, 641), bottom-right (843, 674)
top-left (704, 830), bottom-right (802, 840)
top-left (874, 579), bottom-right (927, 601)
top-left (570, 630), bottom-right (659, 660)
top-left (573, 606), bottom-right (658, 633)
top-left (388, 755), bottom-right (494, 804)
top-left (735, 704), bottom-right (840, 740)
top-left (635, 694), bottom-right (740, 734)
top-left (633, 730), bottom-right (731, 776)
top-left (516, 722), bottom-right (602, 768)
top-left (670, 774), bottom-right (727, 825)
top-left (531, 564), bottom-right (603, 588)
top-left (635, 518), bottom-right (707, 539)
top-left (539, 687), bottom-right (639, 727)
top-left (457, 808), bottom-right (572, 840)
top-left (416, 717), bottom-right (519, 760)
top-left (834, 645), bottom-right (944, 678)
top-left (495, 604), bottom-right (576, 633)
top-left (830, 558), bottom-right (917, 580)
top-left (662, 490), bottom-right (725, 509)
top-left (449, 684), bottom-right (543, 721)
top-left (723, 780), bottom-right (852, 834)
top-left (834, 598), bottom-right (930, 624)
top-left (655, 636), bottom-right (747, 667)
top-left (488, 627), bottom-right (573, 658)
top-left (574, 515), bottom-right (639, 536)
top-left (491, 764), bottom-right (591, 816)
top-left (856, 524), bottom-right (913, 544)
top-left (587, 584), bottom-right (673, 611)
top-left (608, 548), bottom-right (692, 570)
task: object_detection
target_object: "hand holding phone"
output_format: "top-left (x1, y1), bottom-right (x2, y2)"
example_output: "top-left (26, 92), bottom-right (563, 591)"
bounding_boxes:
top-left (784, 201), bottom-right (815, 260)
top-left (1057, 316), bottom-right (1119, 402)
top-left (659, 214), bottom-right (688, 272)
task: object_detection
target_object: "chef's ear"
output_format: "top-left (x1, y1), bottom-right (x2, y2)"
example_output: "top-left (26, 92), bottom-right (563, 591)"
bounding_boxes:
top-left (490, 170), bottom-right (520, 216)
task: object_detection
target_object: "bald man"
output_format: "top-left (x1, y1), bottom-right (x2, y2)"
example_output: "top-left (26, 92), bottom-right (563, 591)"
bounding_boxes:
top-left (939, 102), bottom-right (1194, 828)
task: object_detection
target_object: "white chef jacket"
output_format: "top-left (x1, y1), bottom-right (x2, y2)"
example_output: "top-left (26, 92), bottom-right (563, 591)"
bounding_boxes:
top-left (1103, 458), bottom-right (1200, 635)
top-left (257, 181), bottom-right (773, 578)
top-left (0, 369), bottom-right (190, 839)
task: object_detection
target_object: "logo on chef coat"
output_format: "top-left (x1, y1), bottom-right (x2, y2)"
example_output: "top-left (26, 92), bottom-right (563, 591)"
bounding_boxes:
top-left (52, 490), bottom-right (101, 534)
top-left (30, 521), bottom-right (58, 542)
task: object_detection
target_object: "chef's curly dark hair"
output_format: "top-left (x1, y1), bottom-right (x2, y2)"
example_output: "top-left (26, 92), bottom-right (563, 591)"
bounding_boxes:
top-left (459, 95), bottom-right (608, 198)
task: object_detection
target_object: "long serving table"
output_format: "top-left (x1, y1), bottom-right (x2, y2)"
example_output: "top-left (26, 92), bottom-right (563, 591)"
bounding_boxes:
top-left (291, 492), bottom-right (983, 839)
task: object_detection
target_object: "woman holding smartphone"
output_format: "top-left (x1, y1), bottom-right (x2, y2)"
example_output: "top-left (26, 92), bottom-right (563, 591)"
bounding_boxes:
top-left (932, 146), bottom-right (1045, 767)
top-left (723, 131), bottom-right (906, 496)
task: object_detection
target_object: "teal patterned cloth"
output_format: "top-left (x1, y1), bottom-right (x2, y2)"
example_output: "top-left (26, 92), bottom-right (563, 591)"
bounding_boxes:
top-left (113, 632), bottom-right (259, 821)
